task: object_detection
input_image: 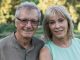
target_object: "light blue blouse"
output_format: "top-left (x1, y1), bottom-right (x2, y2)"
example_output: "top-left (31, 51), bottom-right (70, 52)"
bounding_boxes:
top-left (45, 38), bottom-right (80, 60)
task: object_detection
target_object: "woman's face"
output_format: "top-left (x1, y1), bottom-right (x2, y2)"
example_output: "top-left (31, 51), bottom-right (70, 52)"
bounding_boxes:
top-left (48, 12), bottom-right (68, 39)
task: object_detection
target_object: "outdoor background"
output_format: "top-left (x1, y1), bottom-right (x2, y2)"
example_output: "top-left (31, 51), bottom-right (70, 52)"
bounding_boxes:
top-left (0, 0), bottom-right (80, 39)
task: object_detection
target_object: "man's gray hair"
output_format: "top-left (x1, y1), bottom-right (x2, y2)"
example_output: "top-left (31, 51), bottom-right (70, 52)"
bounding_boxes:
top-left (15, 1), bottom-right (41, 20)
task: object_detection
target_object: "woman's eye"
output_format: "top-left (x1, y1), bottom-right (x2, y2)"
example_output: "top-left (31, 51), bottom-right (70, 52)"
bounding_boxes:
top-left (49, 21), bottom-right (55, 24)
top-left (58, 19), bottom-right (64, 22)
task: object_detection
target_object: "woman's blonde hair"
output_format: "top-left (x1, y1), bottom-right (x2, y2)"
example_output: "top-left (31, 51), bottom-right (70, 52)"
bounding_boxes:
top-left (43, 6), bottom-right (74, 40)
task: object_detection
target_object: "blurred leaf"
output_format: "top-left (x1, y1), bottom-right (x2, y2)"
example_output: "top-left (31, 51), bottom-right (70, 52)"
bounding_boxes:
top-left (38, 0), bottom-right (66, 13)
top-left (69, 5), bottom-right (79, 23)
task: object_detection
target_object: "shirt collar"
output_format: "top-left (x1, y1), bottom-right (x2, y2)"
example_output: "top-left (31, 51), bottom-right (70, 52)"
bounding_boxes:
top-left (11, 32), bottom-right (35, 51)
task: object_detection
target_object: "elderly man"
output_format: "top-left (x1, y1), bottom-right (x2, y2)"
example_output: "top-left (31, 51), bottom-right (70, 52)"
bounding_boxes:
top-left (0, 1), bottom-right (44, 60)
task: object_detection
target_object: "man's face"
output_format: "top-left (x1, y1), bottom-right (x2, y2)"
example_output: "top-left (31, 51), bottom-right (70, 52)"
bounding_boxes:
top-left (15, 9), bottom-right (39, 38)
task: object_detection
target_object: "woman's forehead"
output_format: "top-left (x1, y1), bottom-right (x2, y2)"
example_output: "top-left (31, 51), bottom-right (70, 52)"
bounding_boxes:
top-left (48, 11), bottom-right (66, 19)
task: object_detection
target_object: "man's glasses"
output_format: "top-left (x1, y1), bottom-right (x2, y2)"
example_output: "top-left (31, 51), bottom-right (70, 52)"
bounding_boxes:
top-left (16, 17), bottom-right (39, 26)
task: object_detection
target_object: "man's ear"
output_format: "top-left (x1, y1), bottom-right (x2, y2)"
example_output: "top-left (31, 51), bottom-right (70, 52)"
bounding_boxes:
top-left (14, 19), bottom-right (17, 28)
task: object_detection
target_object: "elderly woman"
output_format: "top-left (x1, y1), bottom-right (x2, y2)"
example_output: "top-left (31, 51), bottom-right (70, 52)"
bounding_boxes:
top-left (39, 6), bottom-right (80, 60)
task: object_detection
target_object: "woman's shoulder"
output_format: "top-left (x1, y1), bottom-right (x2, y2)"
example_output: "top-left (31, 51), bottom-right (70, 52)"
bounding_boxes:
top-left (73, 37), bottom-right (80, 40)
top-left (72, 37), bottom-right (80, 41)
top-left (39, 47), bottom-right (52, 60)
top-left (72, 37), bottom-right (80, 44)
top-left (40, 47), bottom-right (50, 54)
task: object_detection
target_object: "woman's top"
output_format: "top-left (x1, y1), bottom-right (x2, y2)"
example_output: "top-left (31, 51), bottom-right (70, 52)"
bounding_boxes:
top-left (45, 38), bottom-right (80, 60)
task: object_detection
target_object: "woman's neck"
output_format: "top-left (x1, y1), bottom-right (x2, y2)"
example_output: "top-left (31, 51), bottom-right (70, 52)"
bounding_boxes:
top-left (52, 37), bottom-right (71, 48)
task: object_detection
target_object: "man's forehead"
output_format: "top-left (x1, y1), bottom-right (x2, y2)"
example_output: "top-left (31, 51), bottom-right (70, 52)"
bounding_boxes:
top-left (19, 9), bottom-right (38, 15)
top-left (18, 9), bottom-right (38, 17)
top-left (20, 8), bottom-right (37, 12)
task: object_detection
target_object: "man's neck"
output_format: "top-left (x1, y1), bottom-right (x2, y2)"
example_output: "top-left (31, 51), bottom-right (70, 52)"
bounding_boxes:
top-left (15, 33), bottom-right (32, 48)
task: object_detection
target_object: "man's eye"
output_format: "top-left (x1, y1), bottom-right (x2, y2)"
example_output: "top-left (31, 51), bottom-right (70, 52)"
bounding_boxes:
top-left (22, 19), bottom-right (27, 22)
top-left (31, 20), bottom-right (38, 24)
top-left (22, 20), bottom-right (26, 21)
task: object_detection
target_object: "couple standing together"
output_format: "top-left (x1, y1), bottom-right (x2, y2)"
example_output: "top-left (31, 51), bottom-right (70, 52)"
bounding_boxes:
top-left (0, 1), bottom-right (80, 60)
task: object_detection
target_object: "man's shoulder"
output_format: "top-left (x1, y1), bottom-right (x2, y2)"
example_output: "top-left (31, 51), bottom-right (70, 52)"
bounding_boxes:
top-left (32, 37), bottom-right (44, 42)
top-left (0, 33), bottom-right (14, 48)
top-left (32, 37), bottom-right (44, 46)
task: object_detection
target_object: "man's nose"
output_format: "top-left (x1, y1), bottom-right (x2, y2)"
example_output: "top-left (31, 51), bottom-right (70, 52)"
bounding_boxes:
top-left (25, 21), bottom-right (32, 27)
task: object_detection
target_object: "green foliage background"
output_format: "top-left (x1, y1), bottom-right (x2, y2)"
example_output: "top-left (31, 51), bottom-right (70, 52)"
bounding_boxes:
top-left (0, 0), bottom-right (80, 38)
